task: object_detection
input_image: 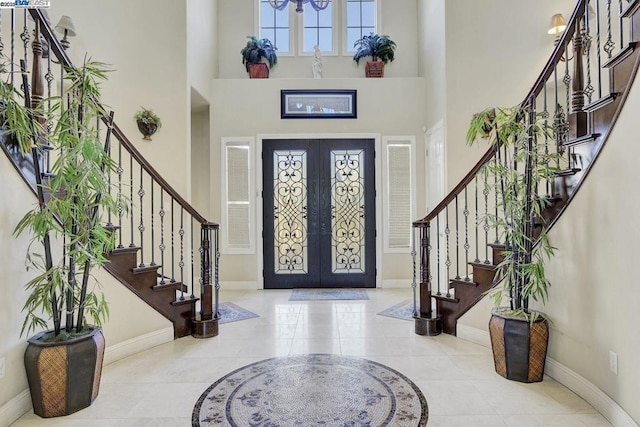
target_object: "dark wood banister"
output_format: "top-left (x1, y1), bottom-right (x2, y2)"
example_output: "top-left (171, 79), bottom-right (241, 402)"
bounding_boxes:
top-left (414, 0), bottom-right (586, 226)
top-left (28, 9), bottom-right (215, 227)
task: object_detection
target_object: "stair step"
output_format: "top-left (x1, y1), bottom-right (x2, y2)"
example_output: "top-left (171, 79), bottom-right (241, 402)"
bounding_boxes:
top-left (603, 42), bottom-right (637, 69)
top-left (584, 93), bottom-right (618, 112)
top-left (111, 246), bottom-right (140, 255)
top-left (433, 293), bottom-right (459, 303)
top-left (622, 0), bottom-right (640, 18)
top-left (450, 277), bottom-right (478, 288)
top-left (469, 261), bottom-right (496, 271)
top-left (152, 281), bottom-right (185, 292)
top-left (171, 296), bottom-right (199, 307)
top-left (132, 264), bottom-right (161, 275)
top-left (563, 133), bottom-right (599, 147)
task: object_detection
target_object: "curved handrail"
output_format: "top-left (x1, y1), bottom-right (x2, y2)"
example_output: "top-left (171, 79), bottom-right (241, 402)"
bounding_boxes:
top-left (28, 9), bottom-right (215, 227)
top-left (415, 0), bottom-right (586, 226)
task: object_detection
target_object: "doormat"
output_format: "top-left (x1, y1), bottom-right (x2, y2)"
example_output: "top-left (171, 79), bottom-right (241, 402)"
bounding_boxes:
top-left (289, 288), bottom-right (369, 301)
top-left (218, 302), bottom-right (259, 324)
top-left (193, 354), bottom-right (428, 426)
top-left (377, 299), bottom-right (416, 321)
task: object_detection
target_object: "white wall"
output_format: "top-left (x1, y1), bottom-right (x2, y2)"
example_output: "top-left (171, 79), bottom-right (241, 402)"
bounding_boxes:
top-left (49, 0), bottom-right (190, 196)
top-left (417, 0), bottom-right (445, 132)
top-left (535, 73), bottom-right (640, 423)
top-left (440, 0), bottom-right (575, 189)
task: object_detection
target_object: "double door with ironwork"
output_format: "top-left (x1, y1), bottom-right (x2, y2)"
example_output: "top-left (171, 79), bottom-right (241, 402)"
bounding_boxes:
top-left (262, 139), bottom-right (375, 289)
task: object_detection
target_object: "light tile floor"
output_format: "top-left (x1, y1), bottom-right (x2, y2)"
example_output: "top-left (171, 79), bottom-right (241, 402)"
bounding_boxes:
top-left (13, 289), bottom-right (612, 426)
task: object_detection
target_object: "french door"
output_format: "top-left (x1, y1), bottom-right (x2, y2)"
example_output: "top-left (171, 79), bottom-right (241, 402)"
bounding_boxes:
top-left (262, 139), bottom-right (376, 289)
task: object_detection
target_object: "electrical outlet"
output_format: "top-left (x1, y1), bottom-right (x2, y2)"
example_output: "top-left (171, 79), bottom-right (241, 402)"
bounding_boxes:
top-left (609, 351), bottom-right (618, 375)
top-left (0, 357), bottom-right (5, 379)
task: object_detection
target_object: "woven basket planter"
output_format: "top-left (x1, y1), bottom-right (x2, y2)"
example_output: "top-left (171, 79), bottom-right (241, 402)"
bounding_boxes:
top-left (365, 60), bottom-right (385, 78)
top-left (489, 309), bottom-right (549, 383)
top-left (248, 63), bottom-right (269, 79)
top-left (24, 327), bottom-right (105, 417)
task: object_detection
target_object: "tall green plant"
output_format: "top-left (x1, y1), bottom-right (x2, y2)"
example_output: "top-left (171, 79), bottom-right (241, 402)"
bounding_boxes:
top-left (13, 60), bottom-right (127, 340)
top-left (467, 106), bottom-right (563, 317)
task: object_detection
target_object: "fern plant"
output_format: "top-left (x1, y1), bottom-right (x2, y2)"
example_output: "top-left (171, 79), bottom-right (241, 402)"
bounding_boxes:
top-left (353, 33), bottom-right (396, 65)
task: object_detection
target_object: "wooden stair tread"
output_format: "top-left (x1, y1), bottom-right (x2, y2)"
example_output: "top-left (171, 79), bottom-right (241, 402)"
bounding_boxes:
top-left (132, 264), bottom-right (161, 274)
top-left (111, 246), bottom-right (140, 255)
top-left (469, 261), bottom-right (496, 271)
top-left (450, 277), bottom-right (478, 288)
top-left (603, 42), bottom-right (637, 69)
top-left (433, 293), bottom-right (459, 303)
top-left (171, 297), bottom-right (199, 307)
top-left (584, 93), bottom-right (618, 112)
top-left (563, 133), bottom-right (599, 147)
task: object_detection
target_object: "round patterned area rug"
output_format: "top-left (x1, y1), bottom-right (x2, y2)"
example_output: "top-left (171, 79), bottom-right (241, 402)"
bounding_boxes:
top-left (192, 354), bottom-right (428, 426)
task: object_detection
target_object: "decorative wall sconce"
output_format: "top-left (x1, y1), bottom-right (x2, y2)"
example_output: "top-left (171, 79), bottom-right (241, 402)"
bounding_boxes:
top-left (54, 15), bottom-right (76, 50)
top-left (134, 107), bottom-right (162, 141)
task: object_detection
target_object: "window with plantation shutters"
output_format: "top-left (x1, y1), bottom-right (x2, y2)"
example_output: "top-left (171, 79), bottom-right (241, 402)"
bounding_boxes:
top-left (222, 138), bottom-right (254, 254)
top-left (383, 137), bottom-right (415, 252)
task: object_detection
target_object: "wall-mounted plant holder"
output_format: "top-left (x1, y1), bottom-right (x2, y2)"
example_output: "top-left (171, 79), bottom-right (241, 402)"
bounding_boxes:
top-left (134, 107), bottom-right (161, 141)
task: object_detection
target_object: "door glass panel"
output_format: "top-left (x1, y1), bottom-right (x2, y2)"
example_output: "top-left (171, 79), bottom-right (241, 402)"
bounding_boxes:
top-left (331, 149), bottom-right (365, 274)
top-left (273, 150), bottom-right (308, 274)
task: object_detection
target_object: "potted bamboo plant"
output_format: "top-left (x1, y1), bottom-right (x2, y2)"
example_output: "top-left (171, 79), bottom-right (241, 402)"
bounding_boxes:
top-left (353, 33), bottom-right (396, 78)
top-left (467, 105), bottom-right (562, 383)
top-left (240, 36), bottom-right (278, 78)
top-left (12, 60), bottom-right (127, 417)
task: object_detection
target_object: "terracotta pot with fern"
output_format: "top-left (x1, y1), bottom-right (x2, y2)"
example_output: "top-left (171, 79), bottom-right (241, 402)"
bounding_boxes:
top-left (353, 33), bottom-right (396, 78)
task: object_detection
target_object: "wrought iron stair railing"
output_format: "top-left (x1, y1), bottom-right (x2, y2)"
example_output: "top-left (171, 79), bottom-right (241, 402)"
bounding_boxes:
top-left (412, 0), bottom-right (640, 335)
top-left (0, 9), bottom-right (220, 339)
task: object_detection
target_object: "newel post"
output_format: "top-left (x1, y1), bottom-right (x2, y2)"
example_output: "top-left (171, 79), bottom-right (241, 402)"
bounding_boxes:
top-left (413, 221), bottom-right (442, 336)
top-left (191, 222), bottom-right (219, 338)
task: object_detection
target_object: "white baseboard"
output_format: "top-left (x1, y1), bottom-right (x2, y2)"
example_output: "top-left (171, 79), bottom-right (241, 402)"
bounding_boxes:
top-left (380, 279), bottom-right (412, 289)
top-left (545, 358), bottom-right (638, 427)
top-left (456, 325), bottom-right (637, 427)
top-left (456, 324), bottom-right (491, 348)
top-left (220, 281), bottom-right (259, 291)
top-left (0, 390), bottom-right (31, 427)
top-left (104, 327), bottom-right (174, 366)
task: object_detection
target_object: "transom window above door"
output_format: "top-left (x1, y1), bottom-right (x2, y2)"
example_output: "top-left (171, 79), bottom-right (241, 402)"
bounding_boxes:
top-left (258, 0), bottom-right (378, 55)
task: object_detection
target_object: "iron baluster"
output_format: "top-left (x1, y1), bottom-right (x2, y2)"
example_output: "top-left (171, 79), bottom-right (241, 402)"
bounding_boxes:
top-left (117, 141), bottom-right (124, 248)
top-left (171, 198), bottom-right (176, 282)
top-left (436, 215), bottom-right (441, 295)
top-left (138, 165), bottom-right (145, 267)
top-left (191, 217), bottom-right (195, 299)
top-left (604, 0), bottom-right (615, 58)
top-left (150, 179), bottom-right (155, 265)
top-left (179, 207), bottom-right (185, 300)
top-left (463, 185), bottom-right (470, 281)
top-left (11, 10), bottom-right (14, 86)
top-left (596, 0), bottom-right (603, 98)
top-left (455, 195), bottom-right (460, 279)
top-left (584, 1), bottom-right (595, 104)
top-left (445, 205), bottom-right (451, 297)
top-left (129, 154), bottom-right (135, 247)
top-left (411, 227), bottom-right (418, 317)
top-left (214, 226), bottom-right (220, 319)
top-left (483, 166), bottom-right (490, 263)
top-left (159, 189), bottom-right (166, 284)
top-left (20, 10), bottom-right (28, 65)
top-left (619, 0), bottom-right (624, 49)
top-left (543, 84), bottom-right (551, 196)
top-left (474, 174), bottom-right (480, 263)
